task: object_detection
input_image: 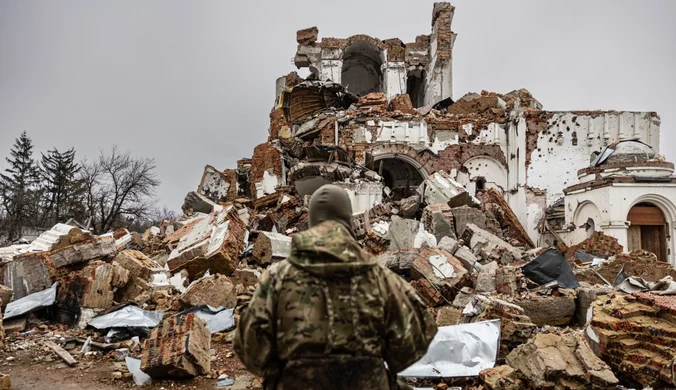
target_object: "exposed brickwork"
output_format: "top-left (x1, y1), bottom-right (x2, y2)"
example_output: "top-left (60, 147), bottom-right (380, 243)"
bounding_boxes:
top-left (249, 143), bottom-right (283, 199)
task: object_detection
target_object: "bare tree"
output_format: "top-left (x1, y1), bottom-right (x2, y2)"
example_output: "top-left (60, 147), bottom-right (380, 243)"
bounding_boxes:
top-left (80, 146), bottom-right (160, 234)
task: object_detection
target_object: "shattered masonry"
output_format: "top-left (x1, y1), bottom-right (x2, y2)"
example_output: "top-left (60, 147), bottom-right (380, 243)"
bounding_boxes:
top-left (0, 2), bottom-right (674, 389)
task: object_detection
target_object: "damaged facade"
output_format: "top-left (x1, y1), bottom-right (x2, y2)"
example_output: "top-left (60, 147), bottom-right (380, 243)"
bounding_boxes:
top-left (0, 2), bottom-right (674, 389)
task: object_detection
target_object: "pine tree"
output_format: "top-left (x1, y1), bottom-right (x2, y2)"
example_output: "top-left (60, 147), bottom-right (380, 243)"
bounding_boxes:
top-left (0, 131), bottom-right (41, 241)
top-left (39, 147), bottom-right (82, 225)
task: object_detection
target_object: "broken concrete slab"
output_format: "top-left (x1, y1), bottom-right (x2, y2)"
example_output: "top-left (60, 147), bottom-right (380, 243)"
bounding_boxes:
top-left (410, 248), bottom-right (469, 307)
top-left (417, 171), bottom-right (467, 206)
top-left (375, 249), bottom-right (420, 275)
top-left (460, 223), bottom-right (524, 265)
top-left (251, 231), bottom-right (292, 265)
top-left (506, 330), bottom-right (618, 389)
top-left (436, 236), bottom-right (458, 253)
top-left (475, 261), bottom-right (498, 294)
top-left (451, 205), bottom-right (486, 237)
top-left (421, 203), bottom-right (455, 242)
top-left (179, 274), bottom-right (236, 310)
top-left (182, 191), bottom-right (217, 214)
top-left (513, 289), bottom-right (577, 327)
top-left (453, 245), bottom-right (480, 273)
top-left (49, 236), bottom-right (116, 268)
top-left (141, 313), bottom-right (211, 378)
top-left (387, 217), bottom-right (419, 251)
top-left (4, 252), bottom-right (53, 301)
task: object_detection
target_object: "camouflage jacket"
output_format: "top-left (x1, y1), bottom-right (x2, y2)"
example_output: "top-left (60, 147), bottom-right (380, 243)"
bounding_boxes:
top-left (234, 220), bottom-right (438, 389)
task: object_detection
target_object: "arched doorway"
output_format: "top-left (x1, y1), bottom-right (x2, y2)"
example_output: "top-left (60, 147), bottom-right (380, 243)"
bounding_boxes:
top-left (375, 157), bottom-right (425, 200)
top-left (341, 42), bottom-right (383, 96)
top-left (627, 202), bottom-right (668, 262)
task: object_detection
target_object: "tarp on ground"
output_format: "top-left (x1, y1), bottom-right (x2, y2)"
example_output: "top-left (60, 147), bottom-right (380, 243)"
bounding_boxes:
top-left (521, 248), bottom-right (580, 289)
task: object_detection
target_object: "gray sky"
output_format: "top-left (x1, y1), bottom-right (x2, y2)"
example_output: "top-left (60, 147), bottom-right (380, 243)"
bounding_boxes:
top-left (1, 0), bottom-right (675, 212)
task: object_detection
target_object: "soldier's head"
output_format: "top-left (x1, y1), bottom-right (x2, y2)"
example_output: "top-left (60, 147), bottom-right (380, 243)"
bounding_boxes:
top-left (309, 184), bottom-right (355, 237)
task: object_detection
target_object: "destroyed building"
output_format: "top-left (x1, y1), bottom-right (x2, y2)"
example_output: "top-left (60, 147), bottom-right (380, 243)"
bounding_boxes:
top-left (1, 2), bottom-right (675, 389)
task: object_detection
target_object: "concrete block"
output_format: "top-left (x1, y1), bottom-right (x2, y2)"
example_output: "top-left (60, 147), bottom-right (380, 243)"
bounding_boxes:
top-left (4, 252), bottom-right (52, 301)
top-left (410, 248), bottom-right (468, 307)
top-left (453, 245), bottom-right (479, 272)
top-left (460, 223), bottom-right (524, 265)
top-left (421, 203), bottom-right (455, 242)
top-left (387, 217), bottom-right (419, 250)
top-left (451, 205), bottom-right (486, 237)
top-left (50, 236), bottom-right (116, 268)
top-left (475, 261), bottom-right (498, 294)
top-left (141, 313), bottom-right (211, 378)
top-left (179, 274), bottom-right (236, 309)
top-left (514, 289), bottom-right (577, 327)
top-left (252, 232), bottom-right (292, 265)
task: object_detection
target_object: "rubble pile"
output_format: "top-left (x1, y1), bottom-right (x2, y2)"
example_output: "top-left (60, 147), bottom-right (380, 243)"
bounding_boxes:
top-left (0, 2), bottom-right (673, 389)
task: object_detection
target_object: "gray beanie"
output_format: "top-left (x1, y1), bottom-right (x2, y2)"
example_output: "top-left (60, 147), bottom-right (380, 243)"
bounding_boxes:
top-left (308, 184), bottom-right (356, 237)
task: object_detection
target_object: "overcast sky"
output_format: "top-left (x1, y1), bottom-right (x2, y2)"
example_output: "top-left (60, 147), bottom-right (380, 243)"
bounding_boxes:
top-left (1, 0), bottom-right (674, 212)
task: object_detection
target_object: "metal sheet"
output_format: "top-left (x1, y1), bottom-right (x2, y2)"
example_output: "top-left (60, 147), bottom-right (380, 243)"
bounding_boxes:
top-left (4, 282), bottom-right (58, 320)
top-left (89, 305), bottom-right (163, 329)
top-left (398, 319), bottom-right (500, 378)
top-left (521, 248), bottom-right (580, 289)
top-left (176, 305), bottom-right (235, 334)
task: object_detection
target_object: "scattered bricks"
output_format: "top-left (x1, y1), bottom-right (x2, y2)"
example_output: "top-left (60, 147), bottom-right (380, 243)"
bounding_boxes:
top-left (587, 292), bottom-right (676, 387)
top-left (296, 26), bottom-right (318, 45)
top-left (376, 249), bottom-right (420, 275)
top-left (436, 305), bottom-right (462, 326)
top-left (475, 261), bottom-right (498, 294)
top-left (252, 232), bottom-right (292, 265)
top-left (478, 188), bottom-right (534, 248)
top-left (451, 205), bottom-right (486, 237)
top-left (182, 191), bottom-right (217, 214)
top-left (49, 236), bottom-right (116, 268)
top-left (168, 206), bottom-right (247, 278)
top-left (229, 268), bottom-right (260, 289)
top-left (514, 289), bottom-right (577, 327)
top-left (356, 92), bottom-right (388, 112)
top-left (573, 285), bottom-right (613, 326)
top-left (422, 203), bottom-right (456, 242)
top-left (495, 266), bottom-right (521, 295)
top-left (398, 195), bottom-right (420, 219)
top-left (0, 373), bottom-right (9, 390)
top-left (116, 277), bottom-right (151, 305)
top-left (460, 223), bottom-right (524, 265)
top-left (506, 330), bottom-right (618, 389)
top-left (179, 274), bottom-right (237, 310)
top-left (576, 249), bottom-right (676, 286)
top-left (410, 248), bottom-right (469, 307)
top-left (249, 143), bottom-right (283, 200)
top-left (163, 218), bottom-right (203, 250)
top-left (363, 230), bottom-right (390, 256)
top-left (4, 252), bottom-right (52, 301)
top-left (564, 231), bottom-right (623, 261)
top-left (197, 165), bottom-right (238, 204)
top-left (113, 250), bottom-right (163, 281)
top-left (0, 285), bottom-right (13, 312)
top-left (460, 295), bottom-right (536, 362)
top-left (388, 94), bottom-right (416, 114)
top-left (480, 365), bottom-right (522, 390)
top-left (141, 313), bottom-right (211, 378)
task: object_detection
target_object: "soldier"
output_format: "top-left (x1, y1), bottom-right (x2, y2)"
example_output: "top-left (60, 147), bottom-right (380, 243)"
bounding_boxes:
top-left (234, 184), bottom-right (438, 389)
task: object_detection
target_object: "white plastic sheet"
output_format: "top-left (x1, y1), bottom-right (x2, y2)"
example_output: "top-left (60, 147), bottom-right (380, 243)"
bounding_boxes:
top-left (89, 305), bottom-right (163, 329)
top-left (4, 282), bottom-right (58, 319)
top-left (125, 356), bottom-right (152, 386)
top-left (178, 305), bottom-right (235, 334)
top-left (398, 319), bottom-right (500, 378)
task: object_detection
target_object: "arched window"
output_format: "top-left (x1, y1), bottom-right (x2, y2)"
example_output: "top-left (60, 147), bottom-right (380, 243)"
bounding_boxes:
top-left (341, 42), bottom-right (383, 96)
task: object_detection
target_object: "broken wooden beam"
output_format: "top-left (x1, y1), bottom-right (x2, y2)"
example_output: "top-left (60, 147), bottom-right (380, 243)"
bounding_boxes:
top-left (44, 341), bottom-right (78, 366)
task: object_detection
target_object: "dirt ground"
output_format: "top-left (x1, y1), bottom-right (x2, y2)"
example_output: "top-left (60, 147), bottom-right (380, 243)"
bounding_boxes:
top-left (1, 329), bottom-right (257, 390)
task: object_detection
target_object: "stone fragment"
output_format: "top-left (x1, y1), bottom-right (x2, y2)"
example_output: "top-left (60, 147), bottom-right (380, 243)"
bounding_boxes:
top-left (229, 268), bottom-right (260, 289)
top-left (495, 266), bottom-right (521, 295)
top-left (375, 249), bottom-right (420, 275)
top-left (296, 26), bottom-right (318, 45)
top-left (182, 191), bottom-right (216, 214)
top-left (437, 236), bottom-right (458, 253)
top-left (388, 94), bottom-right (416, 114)
top-left (460, 223), bottom-right (524, 265)
top-left (451, 205), bottom-right (486, 237)
top-left (198, 165), bottom-right (237, 204)
top-left (410, 248), bottom-right (468, 307)
top-left (506, 330), bottom-right (618, 389)
top-left (252, 232), bottom-right (292, 265)
top-left (141, 313), bottom-right (211, 378)
top-left (573, 285), bottom-right (612, 326)
top-left (113, 250), bottom-right (163, 281)
top-left (453, 245), bottom-right (479, 272)
top-left (398, 195), bottom-right (420, 219)
top-left (514, 289), bottom-right (577, 327)
top-left (475, 261), bottom-right (498, 294)
top-left (451, 287), bottom-right (474, 309)
top-left (461, 295), bottom-right (536, 362)
top-left (0, 285), bottom-right (13, 312)
top-left (179, 274), bottom-right (236, 309)
top-left (387, 217), bottom-right (419, 251)
top-left (436, 306), bottom-right (462, 326)
top-left (479, 365), bottom-right (522, 390)
top-left (421, 203), bottom-right (455, 242)
top-left (447, 191), bottom-right (481, 209)
top-left (417, 171), bottom-right (467, 205)
top-left (49, 236), bottom-right (116, 268)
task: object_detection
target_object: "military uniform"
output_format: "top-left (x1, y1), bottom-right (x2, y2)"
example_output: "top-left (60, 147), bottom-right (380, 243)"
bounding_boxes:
top-left (234, 185), bottom-right (437, 389)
